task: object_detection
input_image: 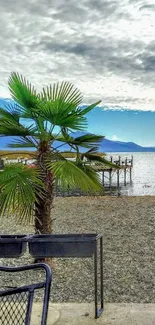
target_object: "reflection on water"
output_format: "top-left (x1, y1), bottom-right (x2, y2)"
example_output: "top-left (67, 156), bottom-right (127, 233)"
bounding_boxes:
top-left (104, 152), bottom-right (155, 196)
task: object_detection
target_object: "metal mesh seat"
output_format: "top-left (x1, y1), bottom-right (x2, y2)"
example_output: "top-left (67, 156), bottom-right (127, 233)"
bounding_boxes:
top-left (0, 263), bottom-right (52, 325)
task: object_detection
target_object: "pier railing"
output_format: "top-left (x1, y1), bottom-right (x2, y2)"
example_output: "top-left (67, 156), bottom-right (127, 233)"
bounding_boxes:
top-left (110, 155), bottom-right (133, 168)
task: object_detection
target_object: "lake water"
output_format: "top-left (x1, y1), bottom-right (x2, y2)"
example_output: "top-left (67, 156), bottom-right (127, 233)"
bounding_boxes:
top-left (4, 153), bottom-right (155, 196)
top-left (104, 152), bottom-right (155, 196)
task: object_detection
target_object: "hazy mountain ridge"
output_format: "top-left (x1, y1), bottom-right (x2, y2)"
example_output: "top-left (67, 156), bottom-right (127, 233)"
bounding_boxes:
top-left (0, 133), bottom-right (154, 152)
top-left (98, 138), bottom-right (155, 152)
top-left (0, 98), bottom-right (155, 152)
top-left (69, 132), bottom-right (155, 152)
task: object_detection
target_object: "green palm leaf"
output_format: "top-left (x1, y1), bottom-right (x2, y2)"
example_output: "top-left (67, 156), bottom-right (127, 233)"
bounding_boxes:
top-left (80, 163), bottom-right (103, 185)
top-left (48, 160), bottom-right (104, 193)
top-left (83, 153), bottom-right (120, 168)
top-left (72, 133), bottom-right (104, 148)
top-left (38, 82), bottom-right (89, 129)
top-left (0, 121), bottom-right (36, 137)
top-left (7, 136), bottom-right (38, 149)
top-left (41, 81), bottom-right (83, 106)
top-left (8, 72), bottom-right (39, 110)
top-left (55, 132), bottom-right (104, 150)
top-left (8, 73), bottom-right (44, 123)
top-left (79, 101), bottom-right (101, 115)
top-left (0, 105), bottom-right (21, 123)
top-left (0, 164), bottom-right (44, 224)
top-left (81, 147), bottom-right (98, 155)
top-left (38, 100), bottom-right (87, 130)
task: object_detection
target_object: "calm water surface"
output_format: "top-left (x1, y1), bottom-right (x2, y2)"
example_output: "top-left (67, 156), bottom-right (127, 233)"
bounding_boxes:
top-left (104, 152), bottom-right (155, 196)
top-left (7, 153), bottom-right (155, 196)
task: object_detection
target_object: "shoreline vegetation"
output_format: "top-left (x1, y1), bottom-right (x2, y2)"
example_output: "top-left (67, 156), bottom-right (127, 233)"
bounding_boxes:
top-left (1, 195), bottom-right (155, 303)
top-left (0, 151), bottom-right (105, 159)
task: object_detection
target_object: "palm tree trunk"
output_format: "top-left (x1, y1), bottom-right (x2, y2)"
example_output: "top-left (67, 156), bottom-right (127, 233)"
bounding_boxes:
top-left (34, 144), bottom-right (55, 264)
top-left (34, 142), bottom-right (54, 235)
top-left (34, 176), bottom-right (54, 234)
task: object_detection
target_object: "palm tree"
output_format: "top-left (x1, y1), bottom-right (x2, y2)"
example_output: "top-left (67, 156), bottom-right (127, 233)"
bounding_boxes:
top-left (0, 72), bottom-right (115, 234)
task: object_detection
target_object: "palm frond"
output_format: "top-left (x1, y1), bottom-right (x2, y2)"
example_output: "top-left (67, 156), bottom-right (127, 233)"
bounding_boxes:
top-left (8, 72), bottom-right (39, 111)
top-left (41, 81), bottom-right (83, 106)
top-left (0, 105), bottom-right (21, 124)
top-left (48, 160), bottom-right (104, 193)
top-left (38, 82), bottom-right (88, 130)
top-left (7, 136), bottom-right (38, 149)
top-left (39, 100), bottom-right (87, 130)
top-left (79, 101), bottom-right (101, 115)
top-left (53, 133), bottom-right (104, 151)
top-left (0, 105), bottom-right (32, 137)
top-left (81, 147), bottom-right (98, 155)
top-left (80, 163), bottom-right (103, 185)
top-left (0, 118), bottom-right (37, 137)
top-left (74, 134), bottom-right (104, 143)
top-left (0, 164), bottom-right (44, 224)
top-left (83, 153), bottom-right (120, 168)
top-left (73, 134), bottom-right (104, 148)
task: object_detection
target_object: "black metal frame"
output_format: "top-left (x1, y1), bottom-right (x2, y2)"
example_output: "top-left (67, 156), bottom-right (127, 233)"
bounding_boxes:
top-left (0, 233), bottom-right (103, 319)
top-left (27, 233), bottom-right (104, 319)
top-left (94, 235), bottom-right (104, 318)
top-left (0, 235), bottom-right (27, 258)
top-left (0, 263), bottom-right (52, 325)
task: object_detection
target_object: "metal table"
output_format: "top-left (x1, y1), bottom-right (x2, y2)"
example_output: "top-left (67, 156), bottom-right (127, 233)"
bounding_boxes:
top-left (27, 233), bottom-right (104, 318)
top-left (0, 233), bottom-right (104, 319)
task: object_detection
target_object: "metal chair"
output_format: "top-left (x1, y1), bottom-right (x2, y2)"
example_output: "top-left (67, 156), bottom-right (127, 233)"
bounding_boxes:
top-left (0, 263), bottom-right (52, 325)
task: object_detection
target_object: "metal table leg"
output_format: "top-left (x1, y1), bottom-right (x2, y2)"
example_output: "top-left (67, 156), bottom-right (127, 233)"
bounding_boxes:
top-left (94, 236), bottom-right (104, 318)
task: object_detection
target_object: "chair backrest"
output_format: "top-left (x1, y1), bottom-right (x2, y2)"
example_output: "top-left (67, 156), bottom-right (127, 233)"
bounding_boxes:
top-left (0, 263), bottom-right (52, 325)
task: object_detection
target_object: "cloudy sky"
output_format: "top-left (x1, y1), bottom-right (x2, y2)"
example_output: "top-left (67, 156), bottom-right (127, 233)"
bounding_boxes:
top-left (1, 0), bottom-right (155, 147)
top-left (1, 0), bottom-right (155, 111)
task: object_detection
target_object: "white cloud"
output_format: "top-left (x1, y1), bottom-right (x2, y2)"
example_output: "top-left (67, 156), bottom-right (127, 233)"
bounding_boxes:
top-left (111, 135), bottom-right (119, 141)
top-left (1, 0), bottom-right (155, 110)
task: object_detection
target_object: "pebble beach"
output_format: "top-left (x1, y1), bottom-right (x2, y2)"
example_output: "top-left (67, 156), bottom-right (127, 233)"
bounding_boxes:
top-left (1, 196), bottom-right (155, 303)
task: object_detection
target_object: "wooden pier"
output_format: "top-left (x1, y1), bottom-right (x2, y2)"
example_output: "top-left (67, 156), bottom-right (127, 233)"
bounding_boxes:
top-left (95, 155), bottom-right (133, 188)
top-left (0, 155), bottom-right (133, 195)
top-left (54, 155), bottom-right (133, 196)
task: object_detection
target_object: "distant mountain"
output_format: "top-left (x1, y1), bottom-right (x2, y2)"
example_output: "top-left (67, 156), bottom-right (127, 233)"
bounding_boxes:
top-left (55, 132), bottom-right (155, 152)
top-left (0, 101), bottom-right (155, 152)
top-left (98, 138), bottom-right (155, 152)
top-left (1, 131), bottom-right (155, 152)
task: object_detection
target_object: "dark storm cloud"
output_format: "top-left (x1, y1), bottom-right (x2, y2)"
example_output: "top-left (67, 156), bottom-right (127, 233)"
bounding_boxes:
top-left (36, 35), bottom-right (155, 83)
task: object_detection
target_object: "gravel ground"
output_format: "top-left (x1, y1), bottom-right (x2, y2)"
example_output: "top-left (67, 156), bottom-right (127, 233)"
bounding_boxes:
top-left (1, 196), bottom-right (155, 303)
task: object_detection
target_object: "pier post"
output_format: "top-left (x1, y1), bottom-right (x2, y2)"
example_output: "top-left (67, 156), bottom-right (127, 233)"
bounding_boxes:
top-left (109, 169), bottom-right (112, 187)
top-left (124, 168), bottom-right (127, 186)
top-left (118, 156), bottom-right (121, 165)
top-left (130, 167), bottom-right (132, 183)
top-left (117, 169), bottom-right (120, 187)
top-left (131, 155), bottom-right (133, 167)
